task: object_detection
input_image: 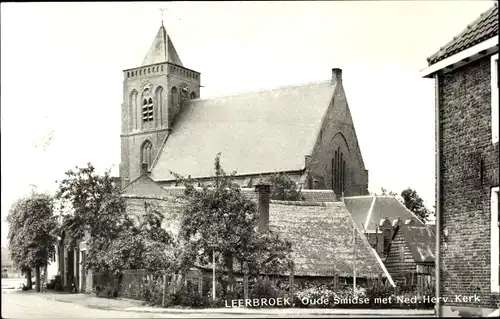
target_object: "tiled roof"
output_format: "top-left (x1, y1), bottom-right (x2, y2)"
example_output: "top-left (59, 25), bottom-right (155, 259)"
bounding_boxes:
top-left (400, 225), bottom-right (436, 263)
top-left (150, 81), bottom-right (336, 181)
top-left (343, 196), bottom-right (425, 232)
top-left (427, 4), bottom-right (499, 65)
top-left (122, 175), bottom-right (171, 198)
top-left (142, 25), bottom-right (183, 66)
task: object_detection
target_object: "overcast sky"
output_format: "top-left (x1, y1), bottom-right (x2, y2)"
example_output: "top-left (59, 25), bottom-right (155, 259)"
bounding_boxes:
top-left (1, 1), bottom-right (496, 246)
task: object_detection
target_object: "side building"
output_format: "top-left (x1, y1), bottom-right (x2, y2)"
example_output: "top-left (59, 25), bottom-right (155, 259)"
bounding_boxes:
top-left (421, 3), bottom-right (499, 317)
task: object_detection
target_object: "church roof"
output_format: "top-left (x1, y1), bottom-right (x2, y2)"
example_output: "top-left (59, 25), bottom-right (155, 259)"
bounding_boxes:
top-left (142, 25), bottom-right (183, 66)
top-left (150, 80), bottom-right (336, 181)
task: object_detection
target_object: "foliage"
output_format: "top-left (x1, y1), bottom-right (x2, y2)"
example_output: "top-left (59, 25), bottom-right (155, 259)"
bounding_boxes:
top-left (55, 163), bottom-right (176, 276)
top-left (6, 192), bottom-right (59, 290)
top-left (249, 277), bottom-right (279, 299)
top-left (174, 153), bottom-right (294, 295)
top-left (400, 188), bottom-right (432, 224)
top-left (264, 173), bottom-right (304, 201)
top-left (380, 187), bottom-right (399, 196)
top-left (55, 163), bottom-right (123, 249)
top-left (140, 276), bottom-right (164, 306)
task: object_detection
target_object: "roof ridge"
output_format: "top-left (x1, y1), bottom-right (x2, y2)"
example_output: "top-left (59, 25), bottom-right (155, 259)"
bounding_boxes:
top-left (190, 79), bottom-right (331, 102)
top-left (427, 4), bottom-right (498, 63)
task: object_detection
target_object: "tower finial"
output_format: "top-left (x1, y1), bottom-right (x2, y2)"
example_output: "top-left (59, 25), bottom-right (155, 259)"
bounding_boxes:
top-left (160, 7), bottom-right (167, 26)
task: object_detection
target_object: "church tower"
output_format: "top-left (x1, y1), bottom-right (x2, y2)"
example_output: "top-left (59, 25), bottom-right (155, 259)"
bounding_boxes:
top-left (120, 23), bottom-right (201, 187)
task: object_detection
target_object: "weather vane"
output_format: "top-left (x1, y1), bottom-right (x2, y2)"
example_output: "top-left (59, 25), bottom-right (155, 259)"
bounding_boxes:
top-left (160, 7), bottom-right (167, 26)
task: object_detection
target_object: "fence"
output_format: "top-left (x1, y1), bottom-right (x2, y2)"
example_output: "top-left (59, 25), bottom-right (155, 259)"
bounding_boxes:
top-left (93, 268), bottom-right (204, 301)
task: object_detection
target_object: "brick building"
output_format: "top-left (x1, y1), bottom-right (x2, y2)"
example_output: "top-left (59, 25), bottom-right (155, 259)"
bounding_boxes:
top-left (421, 3), bottom-right (499, 317)
top-left (119, 23), bottom-right (369, 198)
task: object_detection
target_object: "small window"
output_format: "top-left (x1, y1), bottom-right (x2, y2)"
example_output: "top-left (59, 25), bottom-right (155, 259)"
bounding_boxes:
top-left (400, 246), bottom-right (405, 262)
top-left (491, 54), bottom-right (499, 144)
top-left (491, 187), bottom-right (499, 293)
top-left (141, 140), bottom-right (153, 169)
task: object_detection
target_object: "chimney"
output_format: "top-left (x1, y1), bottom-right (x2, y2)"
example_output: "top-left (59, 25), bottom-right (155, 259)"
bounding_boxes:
top-left (255, 183), bottom-right (271, 232)
top-left (331, 68), bottom-right (342, 85)
top-left (140, 162), bottom-right (149, 176)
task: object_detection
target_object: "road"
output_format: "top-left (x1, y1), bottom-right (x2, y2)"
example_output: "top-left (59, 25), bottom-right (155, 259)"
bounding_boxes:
top-left (1, 288), bottom-right (431, 318)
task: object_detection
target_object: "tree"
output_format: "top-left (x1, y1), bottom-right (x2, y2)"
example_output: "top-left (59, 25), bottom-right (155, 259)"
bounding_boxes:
top-left (175, 154), bottom-right (293, 299)
top-left (265, 173), bottom-right (304, 201)
top-left (400, 188), bottom-right (431, 224)
top-left (55, 163), bottom-right (121, 250)
top-left (7, 192), bottom-right (59, 291)
top-left (55, 163), bottom-right (176, 279)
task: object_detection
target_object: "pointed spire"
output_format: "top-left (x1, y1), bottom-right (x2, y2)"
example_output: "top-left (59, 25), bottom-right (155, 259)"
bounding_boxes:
top-left (142, 25), bottom-right (183, 67)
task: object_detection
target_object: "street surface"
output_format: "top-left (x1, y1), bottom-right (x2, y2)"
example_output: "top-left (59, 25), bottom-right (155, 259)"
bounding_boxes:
top-left (1, 287), bottom-right (434, 318)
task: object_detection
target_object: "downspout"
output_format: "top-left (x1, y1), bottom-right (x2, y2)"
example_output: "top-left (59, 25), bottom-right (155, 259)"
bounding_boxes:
top-left (434, 72), bottom-right (441, 318)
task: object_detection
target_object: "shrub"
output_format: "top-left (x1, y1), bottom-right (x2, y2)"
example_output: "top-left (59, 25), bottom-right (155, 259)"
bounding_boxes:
top-left (140, 277), bottom-right (164, 306)
top-left (162, 287), bottom-right (210, 308)
top-left (295, 286), bottom-right (335, 308)
top-left (95, 284), bottom-right (120, 298)
top-left (249, 277), bottom-right (277, 300)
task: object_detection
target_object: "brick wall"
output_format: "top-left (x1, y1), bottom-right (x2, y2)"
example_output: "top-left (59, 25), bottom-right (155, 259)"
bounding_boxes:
top-left (120, 62), bottom-right (201, 186)
top-left (439, 56), bottom-right (500, 310)
top-left (308, 76), bottom-right (369, 196)
top-left (124, 196), bottom-right (185, 236)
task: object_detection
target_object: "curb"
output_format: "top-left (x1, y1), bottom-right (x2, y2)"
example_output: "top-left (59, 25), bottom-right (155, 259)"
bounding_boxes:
top-left (115, 307), bottom-right (436, 316)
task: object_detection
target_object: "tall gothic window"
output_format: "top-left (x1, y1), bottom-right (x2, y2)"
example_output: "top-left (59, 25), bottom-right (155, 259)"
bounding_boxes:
top-left (333, 148), bottom-right (346, 195)
top-left (142, 98), bottom-right (154, 122)
top-left (141, 140), bottom-right (153, 169)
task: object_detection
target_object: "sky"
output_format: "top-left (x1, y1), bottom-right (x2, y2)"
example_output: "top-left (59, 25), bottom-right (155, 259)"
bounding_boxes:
top-left (1, 1), bottom-right (496, 246)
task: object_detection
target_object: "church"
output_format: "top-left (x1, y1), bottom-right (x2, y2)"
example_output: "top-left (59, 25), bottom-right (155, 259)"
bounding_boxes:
top-left (119, 23), bottom-right (369, 198)
top-left (57, 23), bottom-right (390, 294)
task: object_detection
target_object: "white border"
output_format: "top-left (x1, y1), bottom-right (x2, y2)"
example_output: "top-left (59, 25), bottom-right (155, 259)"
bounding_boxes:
top-left (420, 37), bottom-right (498, 77)
top-left (491, 54), bottom-right (499, 144)
top-left (491, 186), bottom-right (499, 293)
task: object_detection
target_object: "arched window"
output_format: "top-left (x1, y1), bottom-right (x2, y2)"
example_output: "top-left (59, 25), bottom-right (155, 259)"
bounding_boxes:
top-left (190, 91), bottom-right (197, 99)
top-left (332, 147), bottom-right (346, 195)
top-left (142, 98), bottom-right (153, 122)
top-left (141, 140), bottom-right (153, 169)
